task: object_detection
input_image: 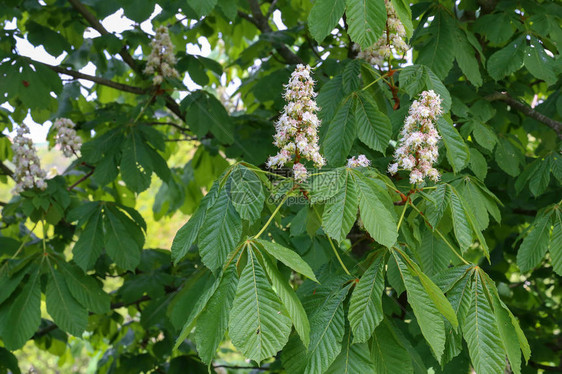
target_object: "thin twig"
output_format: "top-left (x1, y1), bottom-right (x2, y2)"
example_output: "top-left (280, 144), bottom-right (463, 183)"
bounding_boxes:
top-left (67, 169), bottom-right (95, 191)
top-left (486, 92), bottom-right (562, 139)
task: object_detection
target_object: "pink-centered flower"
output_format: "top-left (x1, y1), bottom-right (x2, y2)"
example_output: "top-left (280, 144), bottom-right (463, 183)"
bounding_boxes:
top-left (388, 90), bottom-right (443, 185)
top-left (11, 124), bottom-right (47, 193)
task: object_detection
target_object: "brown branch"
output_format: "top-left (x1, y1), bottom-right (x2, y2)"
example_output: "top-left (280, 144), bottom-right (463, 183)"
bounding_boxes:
top-left (486, 92), bottom-right (562, 140)
top-left (67, 0), bottom-right (184, 120)
top-left (67, 0), bottom-right (138, 71)
top-left (0, 161), bottom-right (14, 179)
top-left (44, 63), bottom-right (146, 95)
top-left (240, 0), bottom-right (303, 65)
top-left (67, 169), bottom-right (95, 191)
top-left (213, 365), bottom-right (271, 371)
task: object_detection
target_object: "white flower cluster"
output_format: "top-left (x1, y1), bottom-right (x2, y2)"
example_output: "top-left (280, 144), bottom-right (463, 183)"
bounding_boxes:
top-left (144, 26), bottom-right (180, 85)
top-left (347, 155), bottom-right (371, 168)
top-left (356, 0), bottom-right (409, 67)
top-left (11, 124), bottom-right (47, 193)
top-left (52, 118), bottom-right (82, 157)
top-left (266, 64), bottom-right (325, 182)
top-left (388, 90), bottom-right (443, 185)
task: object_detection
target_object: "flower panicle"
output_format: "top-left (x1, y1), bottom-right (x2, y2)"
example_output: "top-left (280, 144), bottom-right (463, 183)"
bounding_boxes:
top-left (11, 124), bottom-right (47, 193)
top-left (388, 90), bottom-right (443, 185)
top-left (356, 0), bottom-right (409, 67)
top-left (266, 64), bottom-right (325, 182)
top-left (347, 155), bottom-right (371, 168)
top-left (52, 118), bottom-right (82, 158)
top-left (144, 26), bottom-right (180, 85)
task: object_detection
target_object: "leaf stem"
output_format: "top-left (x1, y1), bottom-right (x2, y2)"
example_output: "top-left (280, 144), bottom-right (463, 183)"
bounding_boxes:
top-left (326, 234), bottom-right (351, 276)
top-left (361, 73), bottom-right (386, 91)
top-left (254, 194), bottom-right (290, 239)
top-left (396, 200), bottom-right (409, 232)
top-left (409, 202), bottom-right (469, 265)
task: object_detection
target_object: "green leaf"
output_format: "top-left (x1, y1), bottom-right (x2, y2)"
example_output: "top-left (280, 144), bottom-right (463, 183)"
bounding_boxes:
top-left (416, 228), bottom-right (452, 276)
top-left (352, 172), bottom-right (397, 248)
top-left (73, 208), bottom-right (104, 271)
top-left (229, 165), bottom-right (265, 223)
top-left (0, 347), bottom-right (20, 374)
top-left (256, 239), bottom-right (318, 282)
top-left (392, 250), bottom-right (446, 362)
top-left (491, 293), bottom-right (522, 374)
top-left (0, 270), bottom-right (27, 305)
top-left (0, 269), bottom-right (41, 350)
top-left (304, 285), bottom-right (351, 374)
top-left (58, 262), bottom-right (110, 314)
top-left (322, 170), bottom-right (359, 243)
top-left (516, 213), bottom-right (552, 272)
top-left (370, 319), bottom-right (414, 374)
top-left (308, 0), bottom-right (346, 43)
top-left (453, 26), bottom-right (482, 86)
top-left (323, 97), bottom-right (356, 166)
top-left (229, 250), bottom-right (292, 363)
top-left (449, 189), bottom-right (473, 252)
top-left (528, 157), bottom-right (552, 197)
top-left (317, 75), bottom-right (346, 124)
top-left (469, 148), bottom-right (488, 181)
top-left (355, 92), bottom-right (392, 154)
top-left (104, 206), bottom-right (143, 271)
top-left (390, 0), bottom-right (413, 37)
top-left (345, 0), bottom-right (386, 49)
top-left (187, 0), bottom-right (218, 17)
top-left (198, 187), bottom-right (242, 272)
top-left (524, 36), bottom-right (557, 85)
top-left (326, 327), bottom-right (375, 374)
top-left (120, 133), bottom-right (152, 193)
top-left (495, 137), bottom-right (522, 177)
top-left (348, 255), bottom-right (385, 343)
top-left (550, 211), bottom-right (562, 276)
top-left (436, 117), bottom-right (470, 173)
top-left (487, 35), bottom-right (526, 80)
top-left (461, 272), bottom-right (506, 374)
top-left (46, 268), bottom-right (87, 336)
top-left (262, 253), bottom-right (311, 348)
top-left (171, 181), bottom-right (219, 264)
top-left (416, 10), bottom-right (456, 79)
top-left (194, 266), bottom-right (238, 364)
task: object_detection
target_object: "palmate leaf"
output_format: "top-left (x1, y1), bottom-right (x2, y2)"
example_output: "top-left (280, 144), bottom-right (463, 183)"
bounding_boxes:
top-left (194, 266), bottom-right (238, 364)
top-left (120, 132), bottom-right (153, 193)
top-left (261, 253), bottom-right (310, 348)
top-left (392, 250), bottom-right (452, 363)
top-left (352, 171), bottom-right (397, 247)
top-left (550, 210), bottom-right (562, 276)
top-left (345, 0), bottom-right (386, 49)
top-left (323, 97), bottom-right (356, 166)
top-left (58, 261), bottom-right (110, 314)
top-left (171, 180), bottom-right (220, 264)
top-left (326, 327), bottom-right (375, 374)
top-left (304, 285), bottom-right (351, 374)
top-left (487, 35), bottom-right (526, 80)
top-left (348, 255), bottom-right (385, 343)
top-left (322, 169), bottom-right (359, 243)
top-left (461, 271), bottom-right (507, 374)
top-left (453, 26), bottom-right (483, 86)
top-left (415, 228), bottom-right (452, 276)
top-left (45, 268), bottom-right (87, 337)
top-left (370, 319), bottom-right (414, 374)
top-left (229, 165), bottom-right (265, 223)
top-left (436, 117), bottom-right (470, 173)
top-left (516, 212), bottom-right (552, 272)
top-left (72, 208), bottom-right (104, 271)
top-left (355, 92), bottom-right (392, 154)
top-left (416, 10), bottom-right (456, 79)
top-left (0, 268), bottom-right (41, 350)
top-left (103, 205), bottom-right (144, 271)
top-left (449, 188), bottom-right (473, 252)
top-left (229, 250), bottom-right (292, 363)
top-left (308, 0), bottom-right (346, 43)
top-left (255, 239), bottom-right (318, 282)
top-left (198, 186), bottom-right (242, 273)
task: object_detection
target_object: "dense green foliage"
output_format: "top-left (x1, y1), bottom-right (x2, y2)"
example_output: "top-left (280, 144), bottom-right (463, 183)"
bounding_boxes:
top-left (1, 0), bottom-right (561, 373)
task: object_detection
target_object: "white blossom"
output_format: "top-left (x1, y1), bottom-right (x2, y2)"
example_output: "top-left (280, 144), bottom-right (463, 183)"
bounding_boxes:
top-left (11, 124), bottom-right (47, 193)
top-left (145, 26), bottom-right (180, 85)
top-left (267, 65), bottom-right (325, 179)
top-left (356, 0), bottom-right (409, 67)
top-left (389, 90), bottom-right (443, 185)
top-left (347, 155), bottom-right (371, 168)
top-left (52, 118), bottom-right (82, 157)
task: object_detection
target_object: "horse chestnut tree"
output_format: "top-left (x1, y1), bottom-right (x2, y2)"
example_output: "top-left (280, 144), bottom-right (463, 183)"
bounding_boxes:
top-left (0, 0), bottom-right (561, 373)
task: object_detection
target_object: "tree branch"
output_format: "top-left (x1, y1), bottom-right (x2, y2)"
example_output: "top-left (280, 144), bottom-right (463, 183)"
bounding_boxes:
top-left (66, 0), bottom-right (184, 120)
top-left (240, 0), bottom-right (303, 65)
top-left (44, 63), bottom-right (147, 95)
top-left (0, 161), bottom-right (14, 179)
top-left (486, 92), bottom-right (562, 139)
